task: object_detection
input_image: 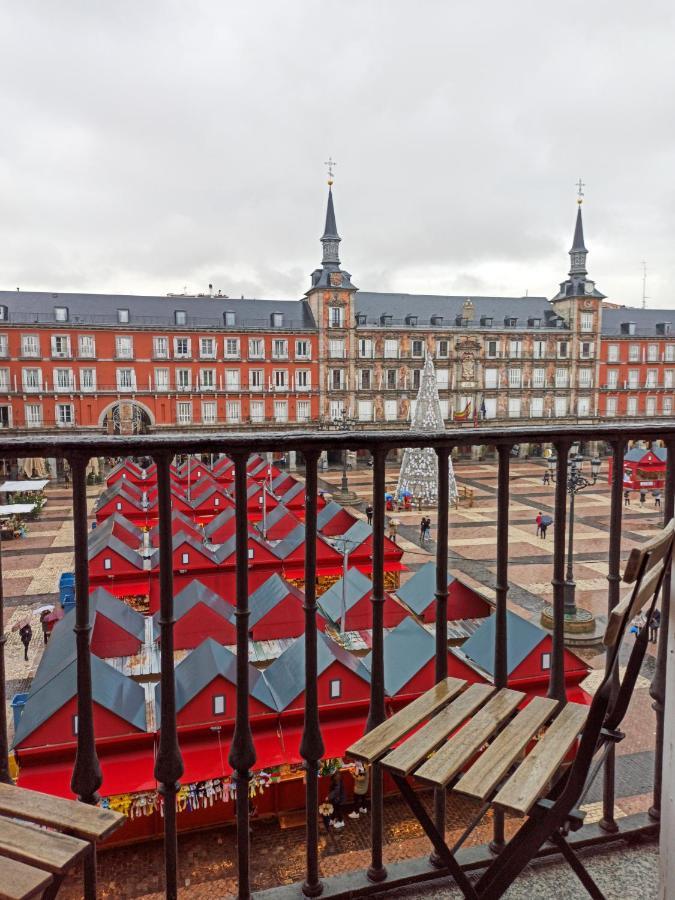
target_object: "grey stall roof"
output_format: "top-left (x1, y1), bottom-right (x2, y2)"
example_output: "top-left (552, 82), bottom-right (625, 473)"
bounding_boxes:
top-left (272, 523), bottom-right (306, 559)
top-left (168, 580), bottom-right (235, 626)
top-left (395, 561), bottom-right (455, 615)
top-left (0, 290), bottom-right (316, 330)
top-left (317, 568), bottom-right (372, 624)
top-left (204, 507), bottom-right (236, 537)
top-left (263, 631), bottom-right (371, 711)
top-left (156, 637), bottom-right (277, 714)
top-left (363, 617), bottom-right (436, 697)
top-left (88, 529), bottom-right (145, 571)
top-left (14, 653), bottom-right (147, 747)
top-left (249, 574), bottom-right (304, 628)
top-left (317, 500), bottom-right (351, 531)
top-left (453, 610), bottom-right (545, 678)
top-left (338, 520), bottom-right (372, 547)
top-left (625, 446), bottom-right (667, 462)
top-left (601, 306), bottom-right (675, 337)
top-left (355, 293), bottom-right (556, 328)
top-left (90, 587), bottom-right (146, 643)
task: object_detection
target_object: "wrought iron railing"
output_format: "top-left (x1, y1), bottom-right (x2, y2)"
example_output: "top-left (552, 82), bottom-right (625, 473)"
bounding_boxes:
top-left (0, 421), bottom-right (671, 900)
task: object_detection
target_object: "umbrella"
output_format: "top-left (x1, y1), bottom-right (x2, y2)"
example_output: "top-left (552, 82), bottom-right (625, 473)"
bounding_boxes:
top-left (399, 489), bottom-right (413, 498)
top-left (541, 515), bottom-right (553, 526)
top-left (11, 617), bottom-right (31, 632)
top-left (44, 608), bottom-right (64, 624)
top-left (35, 605), bottom-right (54, 616)
top-left (384, 492), bottom-right (393, 500)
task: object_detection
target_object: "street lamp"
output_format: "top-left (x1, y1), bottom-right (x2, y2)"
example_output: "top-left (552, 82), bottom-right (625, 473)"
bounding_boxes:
top-left (548, 453), bottom-right (602, 617)
top-left (331, 412), bottom-right (358, 502)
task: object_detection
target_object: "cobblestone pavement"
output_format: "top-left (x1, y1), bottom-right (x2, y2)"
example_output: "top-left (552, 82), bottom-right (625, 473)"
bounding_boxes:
top-left (3, 464), bottom-right (664, 897)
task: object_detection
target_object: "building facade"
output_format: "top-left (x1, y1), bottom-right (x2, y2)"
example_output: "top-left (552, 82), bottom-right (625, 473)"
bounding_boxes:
top-left (0, 187), bottom-right (671, 435)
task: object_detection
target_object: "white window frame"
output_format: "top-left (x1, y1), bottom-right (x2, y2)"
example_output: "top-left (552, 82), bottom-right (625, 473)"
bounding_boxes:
top-left (56, 403), bottom-right (74, 426)
top-left (296, 400), bottom-right (310, 422)
top-left (248, 338), bottom-right (265, 360)
top-left (154, 368), bottom-right (169, 391)
top-left (250, 400), bottom-right (265, 423)
top-left (272, 339), bottom-right (288, 359)
top-left (295, 339), bottom-right (310, 360)
top-left (78, 335), bottom-right (96, 358)
top-left (200, 337), bottom-right (217, 359)
top-left (224, 337), bottom-right (240, 359)
top-left (153, 336), bottom-right (169, 359)
top-left (201, 400), bottom-right (217, 424)
top-left (21, 335), bottom-right (40, 358)
top-left (115, 336), bottom-right (134, 359)
top-left (607, 344), bottom-right (619, 363)
top-left (24, 403), bottom-right (42, 427)
top-left (22, 368), bottom-right (42, 392)
top-left (176, 401), bottom-right (192, 424)
top-left (359, 338), bottom-right (373, 359)
top-left (80, 368), bottom-right (96, 392)
top-left (383, 339), bottom-right (399, 359)
top-left (627, 396), bottom-right (638, 416)
top-left (173, 337), bottom-right (191, 358)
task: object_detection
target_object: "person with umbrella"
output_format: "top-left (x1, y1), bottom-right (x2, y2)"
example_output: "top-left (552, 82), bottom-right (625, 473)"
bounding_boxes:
top-left (19, 621), bottom-right (32, 662)
top-left (540, 514), bottom-right (553, 539)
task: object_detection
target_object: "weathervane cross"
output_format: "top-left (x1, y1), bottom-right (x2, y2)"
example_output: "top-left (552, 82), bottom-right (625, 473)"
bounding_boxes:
top-left (325, 156), bottom-right (337, 184)
top-left (576, 177), bottom-right (585, 203)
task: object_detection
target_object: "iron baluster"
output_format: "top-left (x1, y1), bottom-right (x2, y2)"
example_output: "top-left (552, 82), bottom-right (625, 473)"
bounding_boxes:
top-left (0, 529), bottom-right (10, 785)
top-left (228, 451), bottom-right (256, 899)
top-left (299, 451), bottom-right (324, 897)
top-left (600, 439), bottom-right (626, 833)
top-left (548, 443), bottom-right (570, 704)
top-left (153, 453), bottom-right (184, 900)
top-left (69, 453), bottom-right (102, 900)
top-left (366, 447), bottom-right (387, 884)
top-left (431, 445), bottom-right (450, 865)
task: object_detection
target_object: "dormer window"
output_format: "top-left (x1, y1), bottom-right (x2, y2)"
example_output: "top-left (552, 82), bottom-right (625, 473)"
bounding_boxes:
top-left (455, 315), bottom-right (463, 326)
top-left (117, 308), bottom-right (130, 324)
top-left (380, 314), bottom-right (392, 326)
top-left (528, 317), bottom-right (541, 327)
top-left (0, 306), bottom-right (7, 321)
top-left (405, 314), bottom-right (418, 326)
top-left (174, 310), bottom-right (187, 326)
top-left (356, 312), bottom-right (367, 325)
top-left (223, 311), bottom-right (235, 327)
top-left (271, 312), bottom-right (284, 328)
top-left (54, 306), bottom-right (69, 322)
top-left (620, 322), bottom-right (636, 336)
top-left (657, 322), bottom-right (672, 335)
top-left (430, 315), bottom-right (444, 326)
top-left (212, 694), bottom-right (226, 716)
top-left (480, 316), bottom-right (493, 327)
top-left (504, 317), bottom-right (518, 327)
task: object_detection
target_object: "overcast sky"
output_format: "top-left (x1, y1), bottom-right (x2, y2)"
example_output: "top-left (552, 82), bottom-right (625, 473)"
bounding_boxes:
top-left (1, 1), bottom-right (674, 308)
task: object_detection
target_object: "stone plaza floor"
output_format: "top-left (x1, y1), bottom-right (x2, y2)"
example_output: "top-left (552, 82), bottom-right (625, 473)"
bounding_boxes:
top-left (0, 458), bottom-right (664, 898)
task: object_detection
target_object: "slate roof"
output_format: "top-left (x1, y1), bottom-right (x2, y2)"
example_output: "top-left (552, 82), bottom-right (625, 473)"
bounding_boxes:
top-left (272, 523), bottom-right (306, 559)
top-left (0, 290), bottom-right (315, 330)
top-left (249, 574), bottom-right (304, 628)
top-left (601, 306), bottom-right (675, 337)
top-left (263, 631), bottom-right (371, 710)
top-left (317, 568), bottom-right (372, 623)
top-left (453, 610), bottom-right (545, 678)
top-left (204, 507), bottom-right (236, 537)
top-left (157, 637), bottom-right (278, 714)
top-left (395, 561), bottom-right (455, 615)
top-left (259, 503), bottom-right (299, 531)
top-left (168, 580), bottom-right (235, 626)
top-left (354, 293), bottom-right (557, 329)
top-left (88, 526), bottom-right (145, 571)
top-left (95, 480), bottom-right (143, 511)
top-left (363, 617), bottom-right (435, 696)
top-left (625, 446), bottom-right (667, 462)
top-left (90, 587), bottom-right (146, 643)
top-left (14, 652), bottom-right (146, 747)
top-left (339, 520), bottom-right (372, 547)
top-left (278, 481), bottom-right (304, 504)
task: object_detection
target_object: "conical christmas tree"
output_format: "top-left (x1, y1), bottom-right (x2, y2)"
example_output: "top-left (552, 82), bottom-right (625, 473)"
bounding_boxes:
top-left (396, 355), bottom-right (458, 506)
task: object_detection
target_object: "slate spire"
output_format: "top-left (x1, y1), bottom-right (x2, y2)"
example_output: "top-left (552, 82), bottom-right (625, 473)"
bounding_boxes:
top-left (321, 186), bottom-right (341, 266)
top-left (568, 199), bottom-right (588, 277)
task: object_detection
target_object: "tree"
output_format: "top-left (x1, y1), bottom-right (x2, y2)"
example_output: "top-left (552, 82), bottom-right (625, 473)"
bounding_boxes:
top-left (396, 355), bottom-right (458, 506)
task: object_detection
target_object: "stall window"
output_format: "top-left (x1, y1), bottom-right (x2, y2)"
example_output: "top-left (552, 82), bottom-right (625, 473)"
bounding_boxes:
top-left (213, 695), bottom-right (226, 716)
top-left (103, 558), bottom-right (112, 570)
top-left (329, 679), bottom-right (342, 699)
top-left (541, 652), bottom-right (551, 670)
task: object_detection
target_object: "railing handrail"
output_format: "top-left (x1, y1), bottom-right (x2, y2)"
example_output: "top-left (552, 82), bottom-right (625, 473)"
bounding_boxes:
top-left (1, 419), bottom-right (675, 457)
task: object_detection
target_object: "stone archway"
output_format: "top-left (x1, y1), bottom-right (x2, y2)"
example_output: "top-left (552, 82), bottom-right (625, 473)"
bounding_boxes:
top-left (101, 401), bottom-right (152, 435)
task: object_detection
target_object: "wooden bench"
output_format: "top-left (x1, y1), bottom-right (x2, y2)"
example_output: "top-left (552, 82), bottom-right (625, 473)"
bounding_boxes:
top-left (0, 784), bottom-right (125, 899)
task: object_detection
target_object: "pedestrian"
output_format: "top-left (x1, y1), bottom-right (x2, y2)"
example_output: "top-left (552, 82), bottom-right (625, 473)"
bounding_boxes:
top-left (19, 622), bottom-right (32, 662)
top-left (388, 518), bottom-right (398, 543)
top-left (624, 490), bottom-right (630, 507)
top-left (649, 608), bottom-right (661, 644)
top-left (640, 490), bottom-right (646, 507)
top-left (423, 516), bottom-right (431, 542)
top-left (365, 504), bottom-right (373, 525)
top-left (39, 611), bottom-right (50, 645)
top-left (420, 517), bottom-right (426, 543)
top-left (654, 490), bottom-right (662, 510)
top-left (540, 520), bottom-right (548, 539)
top-left (327, 772), bottom-right (345, 829)
top-left (348, 763), bottom-right (370, 818)
top-left (417, 496), bottom-right (423, 512)
top-left (542, 471), bottom-right (550, 486)
top-left (536, 512), bottom-right (542, 537)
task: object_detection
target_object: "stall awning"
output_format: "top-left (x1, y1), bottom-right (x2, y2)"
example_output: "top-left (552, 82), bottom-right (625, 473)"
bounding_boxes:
top-left (0, 480), bottom-right (49, 492)
top-left (179, 725), bottom-right (286, 782)
top-left (0, 504), bottom-right (36, 516)
top-left (280, 714), bottom-right (368, 766)
top-left (18, 749), bottom-right (157, 799)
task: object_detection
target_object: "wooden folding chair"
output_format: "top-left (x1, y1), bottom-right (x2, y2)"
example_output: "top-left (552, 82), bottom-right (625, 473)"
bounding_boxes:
top-left (347, 519), bottom-right (675, 899)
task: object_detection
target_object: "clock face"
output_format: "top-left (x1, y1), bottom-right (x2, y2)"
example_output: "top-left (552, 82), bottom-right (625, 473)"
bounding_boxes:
top-left (585, 281), bottom-right (594, 294)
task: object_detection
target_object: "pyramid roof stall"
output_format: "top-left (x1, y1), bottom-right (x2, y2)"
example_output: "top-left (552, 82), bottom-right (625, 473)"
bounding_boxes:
top-left (149, 510), bottom-right (204, 545)
top-left (105, 458), bottom-right (149, 487)
top-left (270, 472), bottom-right (297, 495)
top-left (395, 562), bottom-right (454, 615)
top-left (95, 479), bottom-right (144, 513)
top-left (317, 568), bottom-right (373, 623)
top-left (363, 617), bottom-right (436, 697)
top-left (88, 527), bottom-right (146, 574)
top-left (89, 587), bottom-right (147, 648)
top-left (263, 631), bottom-right (371, 712)
top-left (248, 458), bottom-right (282, 483)
top-left (249, 573), bottom-right (305, 628)
top-left (316, 500), bottom-right (358, 536)
top-left (156, 637), bottom-right (278, 716)
top-left (454, 610), bottom-right (548, 678)
top-left (13, 652), bottom-right (147, 748)
top-left (91, 513), bottom-right (143, 550)
top-left (255, 503), bottom-right (301, 541)
top-left (154, 580), bottom-right (235, 642)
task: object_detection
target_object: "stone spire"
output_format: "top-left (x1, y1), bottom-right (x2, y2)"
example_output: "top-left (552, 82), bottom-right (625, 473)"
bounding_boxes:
top-left (321, 186), bottom-right (341, 267)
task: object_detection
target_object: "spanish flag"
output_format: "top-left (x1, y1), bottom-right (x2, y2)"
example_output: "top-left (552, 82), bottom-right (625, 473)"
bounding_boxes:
top-left (453, 401), bottom-right (472, 422)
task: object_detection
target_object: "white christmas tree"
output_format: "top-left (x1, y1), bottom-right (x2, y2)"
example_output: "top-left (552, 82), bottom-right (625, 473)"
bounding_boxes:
top-left (396, 355), bottom-right (459, 506)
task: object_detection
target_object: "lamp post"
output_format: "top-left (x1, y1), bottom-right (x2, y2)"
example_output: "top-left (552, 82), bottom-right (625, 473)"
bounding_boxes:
top-left (548, 453), bottom-right (602, 617)
top-left (329, 412), bottom-right (360, 506)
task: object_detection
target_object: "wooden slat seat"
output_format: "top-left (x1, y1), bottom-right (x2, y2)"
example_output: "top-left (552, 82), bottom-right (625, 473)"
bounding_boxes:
top-left (455, 695), bottom-right (559, 801)
top-left (493, 702), bottom-right (588, 816)
top-left (381, 684), bottom-right (495, 776)
top-left (0, 817), bottom-right (88, 874)
top-left (0, 856), bottom-right (53, 900)
top-left (347, 677), bottom-right (466, 763)
top-left (412, 688), bottom-right (525, 787)
top-left (0, 783), bottom-right (124, 842)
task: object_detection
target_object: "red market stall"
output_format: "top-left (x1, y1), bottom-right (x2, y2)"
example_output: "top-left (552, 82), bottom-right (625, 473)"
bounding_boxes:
top-left (608, 446), bottom-right (667, 492)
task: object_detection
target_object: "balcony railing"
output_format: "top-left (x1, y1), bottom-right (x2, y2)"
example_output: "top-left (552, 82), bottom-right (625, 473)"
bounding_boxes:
top-left (0, 421), bottom-right (671, 899)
